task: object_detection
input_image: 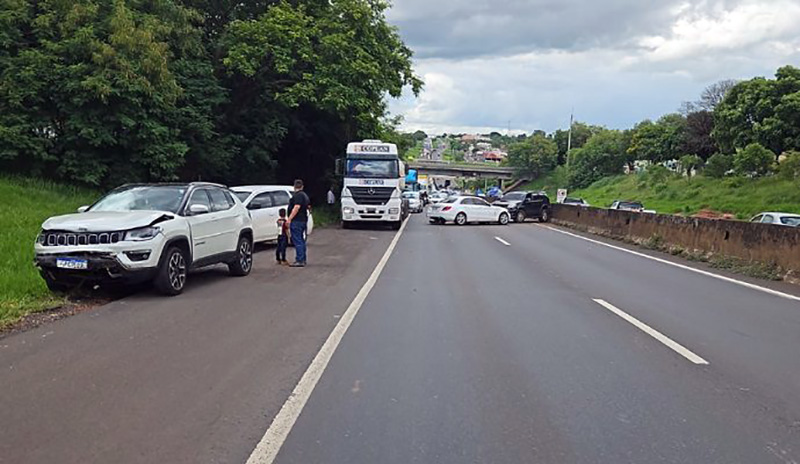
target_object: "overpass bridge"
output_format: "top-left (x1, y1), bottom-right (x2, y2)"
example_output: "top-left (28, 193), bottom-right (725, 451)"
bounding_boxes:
top-left (406, 160), bottom-right (516, 180)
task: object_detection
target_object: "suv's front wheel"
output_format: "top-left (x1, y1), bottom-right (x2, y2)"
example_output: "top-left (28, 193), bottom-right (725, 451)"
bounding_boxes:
top-left (229, 235), bottom-right (253, 276)
top-left (155, 246), bottom-right (188, 296)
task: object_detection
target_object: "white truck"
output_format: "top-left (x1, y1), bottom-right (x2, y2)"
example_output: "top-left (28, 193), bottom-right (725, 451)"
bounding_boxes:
top-left (340, 140), bottom-right (408, 230)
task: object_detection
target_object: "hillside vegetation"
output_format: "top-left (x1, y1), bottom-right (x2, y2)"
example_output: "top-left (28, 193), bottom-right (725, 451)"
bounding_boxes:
top-left (0, 178), bottom-right (98, 327)
top-left (524, 171), bottom-right (800, 219)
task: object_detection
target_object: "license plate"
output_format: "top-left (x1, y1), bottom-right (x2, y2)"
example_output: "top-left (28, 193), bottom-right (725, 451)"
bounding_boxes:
top-left (359, 179), bottom-right (385, 186)
top-left (56, 258), bottom-right (88, 270)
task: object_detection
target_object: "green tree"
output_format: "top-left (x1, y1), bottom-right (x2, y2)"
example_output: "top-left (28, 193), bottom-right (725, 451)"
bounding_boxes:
top-left (567, 129), bottom-right (628, 188)
top-left (507, 134), bottom-right (557, 178)
top-left (714, 66), bottom-right (800, 159)
top-left (734, 143), bottom-right (774, 176)
top-left (553, 121), bottom-right (601, 165)
top-left (679, 154), bottom-right (703, 180)
top-left (627, 114), bottom-right (687, 163)
top-left (704, 153), bottom-right (733, 178)
top-left (777, 151), bottom-right (800, 181)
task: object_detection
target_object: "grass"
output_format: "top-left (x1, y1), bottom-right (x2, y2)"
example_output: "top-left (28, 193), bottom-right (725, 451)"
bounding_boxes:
top-left (0, 177), bottom-right (98, 327)
top-left (523, 171), bottom-right (800, 218)
top-left (312, 203), bottom-right (341, 228)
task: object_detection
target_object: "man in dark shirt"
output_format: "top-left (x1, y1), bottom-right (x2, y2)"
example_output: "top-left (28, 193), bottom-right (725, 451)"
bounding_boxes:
top-left (287, 179), bottom-right (310, 267)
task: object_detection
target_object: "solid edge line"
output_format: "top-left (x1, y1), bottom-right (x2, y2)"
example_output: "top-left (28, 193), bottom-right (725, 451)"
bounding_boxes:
top-left (542, 225), bottom-right (800, 303)
top-left (245, 218), bottom-right (410, 464)
top-left (593, 299), bottom-right (709, 365)
top-left (494, 236), bottom-right (511, 246)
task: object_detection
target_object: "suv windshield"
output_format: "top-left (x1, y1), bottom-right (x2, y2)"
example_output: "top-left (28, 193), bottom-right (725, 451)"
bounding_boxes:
top-left (346, 159), bottom-right (399, 178)
top-left (502, 192), bottom-right (526, 202)
top-left (620, 202), bottom-right (643, 209)
top-left (90, 186), bottom-right (187, 213)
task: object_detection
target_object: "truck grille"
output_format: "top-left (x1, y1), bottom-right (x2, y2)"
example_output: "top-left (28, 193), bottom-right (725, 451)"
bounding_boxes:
top-left (348, 186), bottom-right (395, 206)
top-left (41, 231), bottom-right (124, 247)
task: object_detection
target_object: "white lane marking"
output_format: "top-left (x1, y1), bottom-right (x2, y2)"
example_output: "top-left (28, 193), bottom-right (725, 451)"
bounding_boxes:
top-left (246, 219), bottom-right (409, 464)
top-left (593, 299), bottom-right (709, 365)
top-left (494, 236), bottom-right (511, 246)
top-left (542, 225), bottom-right (800, 303)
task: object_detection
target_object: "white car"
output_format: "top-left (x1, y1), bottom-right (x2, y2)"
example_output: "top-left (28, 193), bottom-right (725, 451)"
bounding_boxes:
top-left (403, 191), bottom-right (423, 213)
top-left (232, 186), bottom-right (314, 243)
top-left (750, 212), bottom-right (800, 227)
top-left (34, 183), bottom-right (254, 296)
top-left (427, 196), bottom-right (510, 225)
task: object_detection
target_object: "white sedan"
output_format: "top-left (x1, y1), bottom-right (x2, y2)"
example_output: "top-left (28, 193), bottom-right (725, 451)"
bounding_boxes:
top-left (750, 212), bottom-right (800, 227)
top-left (427, 196), bottom-right (510, 225)
top-left (231, 185), bottom-right (314, 243)
top-left (403, 191), bottom-right (424, 213)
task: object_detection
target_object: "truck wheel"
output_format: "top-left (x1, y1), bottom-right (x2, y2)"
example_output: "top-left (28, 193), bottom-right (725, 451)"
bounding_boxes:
top-left (155, 246), bottom-right (188, 296)
top-left (228, 235), bottom-right (253, 277)
top-left (539, 208), bottom-right (550, 223)
top-left (455, 213), bottom-right (467, 226)
top-left (42, 273), bottom-right (72, 294)
top-left (516, 210), bottom-right (526, 222)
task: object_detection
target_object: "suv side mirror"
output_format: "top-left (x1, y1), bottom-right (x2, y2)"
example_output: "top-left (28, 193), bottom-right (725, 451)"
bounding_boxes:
top-left (77, 205), bottom-right (89, 213)
top-left (188, 204), bottom-right (210, 216)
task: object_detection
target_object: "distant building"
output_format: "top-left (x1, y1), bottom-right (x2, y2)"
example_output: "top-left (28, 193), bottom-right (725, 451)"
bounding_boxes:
top-left (484, 151), bottom-right (507, 163)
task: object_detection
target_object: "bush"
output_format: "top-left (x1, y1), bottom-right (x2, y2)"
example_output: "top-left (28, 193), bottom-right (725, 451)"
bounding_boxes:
top-left (734, 143), bottom-right (774, 176)
top-left (643, 164), bottom-right (671, 186)
top-left (705, 153), bottom-right (732, 178)
top-left (777, 151), bottom-right (800, 181)
top-left (679, 154), bottom-right (703, 179)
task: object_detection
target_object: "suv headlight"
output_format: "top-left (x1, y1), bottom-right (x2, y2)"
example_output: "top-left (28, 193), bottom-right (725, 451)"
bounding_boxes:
top-left (36, 230), bottom-right (46, 244)
top-left (125, 226), bottom-right (161, 241)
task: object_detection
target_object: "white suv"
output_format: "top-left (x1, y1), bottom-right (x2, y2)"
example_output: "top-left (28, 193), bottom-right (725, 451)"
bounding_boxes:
top-left (34, 183), bottom-right (255, 295)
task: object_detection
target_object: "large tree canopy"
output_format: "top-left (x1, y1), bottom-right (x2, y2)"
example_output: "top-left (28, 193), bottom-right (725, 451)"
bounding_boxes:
top-left (714, 66), bottom-right (800, 159)
top-left (0, 0), bottom-right (422, 198)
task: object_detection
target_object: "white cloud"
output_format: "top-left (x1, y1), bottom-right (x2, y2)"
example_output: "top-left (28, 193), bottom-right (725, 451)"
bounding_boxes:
top-left (388, 0), bottom-right (800, 134)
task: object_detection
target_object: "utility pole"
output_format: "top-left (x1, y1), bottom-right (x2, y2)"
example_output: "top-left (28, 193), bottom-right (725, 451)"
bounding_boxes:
top-left (565, 110), bottom-right (574, 177)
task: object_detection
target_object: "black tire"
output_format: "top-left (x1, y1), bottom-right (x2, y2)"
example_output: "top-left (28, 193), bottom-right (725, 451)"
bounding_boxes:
top-left (516, 210), bottom-right (526, 222)
top-left (155, 246), bottom-right (188, 296)
top-left (42, 273), bottom-right (73, 294)
top-left (229, 235), bottom-right (253, 277)
top-left (455, 212), bottom-right (467, 226)
top-left (499, 212), bottom-right (510, 225)
top-left (429, 218), bottom-right (437, 224)
top-left (539, 207), bottom-right (551, 223)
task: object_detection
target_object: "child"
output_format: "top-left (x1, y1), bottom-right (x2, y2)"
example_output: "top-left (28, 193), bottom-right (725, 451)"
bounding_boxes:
top-left (276, 208), bottom-right (289, 265)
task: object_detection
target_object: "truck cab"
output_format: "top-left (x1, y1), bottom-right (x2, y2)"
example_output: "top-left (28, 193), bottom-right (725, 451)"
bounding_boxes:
top-left (340, 140), bottom-right (408, 230)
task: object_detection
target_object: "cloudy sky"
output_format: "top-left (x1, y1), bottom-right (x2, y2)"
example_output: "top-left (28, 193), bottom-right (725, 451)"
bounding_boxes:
top-left (385, 0), bottom-right (800, 135)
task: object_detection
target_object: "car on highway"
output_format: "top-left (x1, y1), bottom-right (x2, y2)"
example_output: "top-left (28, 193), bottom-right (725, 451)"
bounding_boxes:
top-left (610, 200), bottom-right (645, 212)
top-left (750, 212), bottom-right (800, 227)
top-left (428, 196), bottom-right (511, 226)
top-left (231, 186), bottom-right (314, 243)
top-left (562, 197), bottom-right (590, 207)
top-left (492, 191), bottom-right (552, 223)
top-left (402, 191), bottom-right (424, 213)
top-left (35, 183), bottom-right (254, 295)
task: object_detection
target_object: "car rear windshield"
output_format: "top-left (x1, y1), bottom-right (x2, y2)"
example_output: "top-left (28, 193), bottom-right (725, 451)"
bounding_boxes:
top-left (501, 192), bottom-right (526, 202)
top-left (443, 197), bottom-right (458, 204)
top-left (90, 186), bottom-right (187, 213)
top-left (780, 216), bottom-right (800, 226)
top-left (234, 191), bottom-right (251, 202)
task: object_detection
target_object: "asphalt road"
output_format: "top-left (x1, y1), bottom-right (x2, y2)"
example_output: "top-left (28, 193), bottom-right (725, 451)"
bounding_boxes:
top-left (3, 215), bottom-right (800, 463)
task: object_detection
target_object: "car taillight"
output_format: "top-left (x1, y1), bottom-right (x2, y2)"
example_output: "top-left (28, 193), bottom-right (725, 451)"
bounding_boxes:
top-left (442, 206), bottom-right (452, 212)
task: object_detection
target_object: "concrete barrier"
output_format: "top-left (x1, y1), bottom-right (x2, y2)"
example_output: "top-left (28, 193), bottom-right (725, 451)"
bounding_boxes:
top-left (551, 204), bottom-right (800, 274)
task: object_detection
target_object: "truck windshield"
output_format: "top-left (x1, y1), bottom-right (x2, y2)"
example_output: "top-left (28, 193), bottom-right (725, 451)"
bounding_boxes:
top-left (346, 159), bottom-right (398, 178)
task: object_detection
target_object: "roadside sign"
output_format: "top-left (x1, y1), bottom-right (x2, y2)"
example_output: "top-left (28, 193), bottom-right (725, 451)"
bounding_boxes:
top-left (557, 189), bottom-right (568, 203)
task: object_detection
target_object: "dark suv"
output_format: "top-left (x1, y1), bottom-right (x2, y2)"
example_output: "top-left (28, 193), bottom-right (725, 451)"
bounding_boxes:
top-left (493, 191), bottom-right (551, 223)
